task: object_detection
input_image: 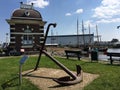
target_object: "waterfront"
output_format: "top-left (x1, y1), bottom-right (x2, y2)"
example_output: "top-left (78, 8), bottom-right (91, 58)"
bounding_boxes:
top-left (98, 48), bottom-right (120, 61)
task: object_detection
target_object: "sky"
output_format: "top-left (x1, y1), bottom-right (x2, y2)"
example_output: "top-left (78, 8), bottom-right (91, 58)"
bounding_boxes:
top-left (0, 0), bottom-right (120, 43)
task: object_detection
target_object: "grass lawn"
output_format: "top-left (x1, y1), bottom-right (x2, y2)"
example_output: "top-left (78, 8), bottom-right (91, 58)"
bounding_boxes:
top-left (0, 56), bottom-right (120, 90)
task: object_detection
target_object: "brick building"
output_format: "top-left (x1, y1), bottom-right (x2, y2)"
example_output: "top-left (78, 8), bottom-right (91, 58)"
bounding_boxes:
top-left (6, 2), bottom-right (46, 53)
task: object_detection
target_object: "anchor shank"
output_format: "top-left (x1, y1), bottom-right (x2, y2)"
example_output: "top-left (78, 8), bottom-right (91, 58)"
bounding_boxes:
top-left (43, 50), bottom-right (77, 79)
top-left (34, 23), bottom-right (57, 70)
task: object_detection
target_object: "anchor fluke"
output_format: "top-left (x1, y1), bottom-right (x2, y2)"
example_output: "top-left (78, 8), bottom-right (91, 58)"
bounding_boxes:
top-left (76, 64), bottom-right (82, 76)
top-left (53, 65), bottom-right (83, 86)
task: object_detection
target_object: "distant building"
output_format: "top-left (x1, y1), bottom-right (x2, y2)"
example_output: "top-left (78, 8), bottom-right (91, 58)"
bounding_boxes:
top-left (46, 34), bottom-right (94, 47)
top-left (6, 2), bottom-right (46, 52)
top-left (0, 44), bottom-right (2, 48)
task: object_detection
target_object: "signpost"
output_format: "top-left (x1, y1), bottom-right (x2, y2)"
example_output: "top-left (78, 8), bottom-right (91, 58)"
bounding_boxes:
top-left (19, 55), bottom-right (29, 85)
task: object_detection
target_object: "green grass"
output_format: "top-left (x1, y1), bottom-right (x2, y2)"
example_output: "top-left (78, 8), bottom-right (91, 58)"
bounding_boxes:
top-left (0, 56), bottom-right (120, 90)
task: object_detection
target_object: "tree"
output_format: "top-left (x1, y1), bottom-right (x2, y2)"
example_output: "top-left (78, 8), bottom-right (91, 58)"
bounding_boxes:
top-left (111, 38), bottom-right (119, 43)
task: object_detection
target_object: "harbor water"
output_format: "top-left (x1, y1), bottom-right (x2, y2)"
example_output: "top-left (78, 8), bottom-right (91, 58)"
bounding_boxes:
top-left (98, 48), bottom-right (120, 61)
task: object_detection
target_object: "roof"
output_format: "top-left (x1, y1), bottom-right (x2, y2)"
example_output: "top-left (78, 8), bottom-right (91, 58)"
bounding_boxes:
top-left (11, 3), bottom-right (42, 20)
top-left (47, 34), bottom-right (94, 37)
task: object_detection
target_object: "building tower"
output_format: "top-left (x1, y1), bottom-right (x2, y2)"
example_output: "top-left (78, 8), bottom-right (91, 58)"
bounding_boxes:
top-left (6, 2), bottom-right (46, 53)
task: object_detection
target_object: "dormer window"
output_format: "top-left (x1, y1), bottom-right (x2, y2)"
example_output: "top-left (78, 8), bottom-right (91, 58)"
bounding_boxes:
top-left (25, 11), bottom-right (30, 16)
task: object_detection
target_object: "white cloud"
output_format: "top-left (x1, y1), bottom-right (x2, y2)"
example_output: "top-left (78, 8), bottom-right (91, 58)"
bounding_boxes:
top-left (93, 0), bottom-right (120, 19)
top-left (84, 20), bottom-right (96, 28)
top-left (28, 0), bottom-right (49, 8)
top-left (65, 8), bottom-right (83, 16)
top-left (96, 18), bottom-right (120, 24)
top-left (75, 9), bottom-right (83, 14)
top-left (65, 13), bottom-right (72, 16)
top-left (92, 0), bottom-right (120, 24)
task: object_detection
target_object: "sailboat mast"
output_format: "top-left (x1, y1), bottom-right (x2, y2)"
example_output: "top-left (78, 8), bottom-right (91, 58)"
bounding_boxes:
top-left (88, 24), bottom-right (91, 45)
top-left (77, 19), bottom-right (79, 47)
top-left (82, 20), bottom-right (85, 47)
top-left (96, 25), bottom-right (99, 46)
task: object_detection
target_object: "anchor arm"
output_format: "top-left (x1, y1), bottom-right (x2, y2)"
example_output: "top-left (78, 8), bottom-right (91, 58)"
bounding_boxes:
top-left (43, 50), bottom-right (83, 85)
top-left (42, 50), bottom-right (77, 79)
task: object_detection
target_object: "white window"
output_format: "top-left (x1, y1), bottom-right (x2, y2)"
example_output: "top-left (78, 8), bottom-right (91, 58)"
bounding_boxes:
top-left (23, 29), bottom-right (33, 45)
